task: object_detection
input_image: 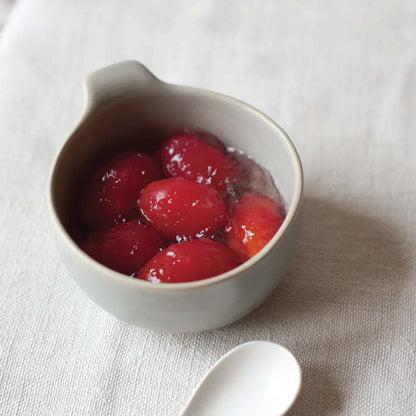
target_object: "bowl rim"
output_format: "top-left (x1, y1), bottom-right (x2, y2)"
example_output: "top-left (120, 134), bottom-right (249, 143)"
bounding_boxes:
top-left (47, 82), bottom-right (304, 293)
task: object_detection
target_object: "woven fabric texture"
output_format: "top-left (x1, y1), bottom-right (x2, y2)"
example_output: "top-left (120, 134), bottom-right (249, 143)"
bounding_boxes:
top-left (0, 0), bottom-right (415, 414)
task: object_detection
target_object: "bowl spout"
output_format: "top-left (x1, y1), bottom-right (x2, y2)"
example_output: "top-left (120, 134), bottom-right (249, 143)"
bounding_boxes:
top-left (85, 61), bottom-right (164, 115)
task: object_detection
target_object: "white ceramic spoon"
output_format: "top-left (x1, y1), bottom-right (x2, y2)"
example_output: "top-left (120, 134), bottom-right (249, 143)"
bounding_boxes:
top-left (180, 341), bottom-right (302, 416)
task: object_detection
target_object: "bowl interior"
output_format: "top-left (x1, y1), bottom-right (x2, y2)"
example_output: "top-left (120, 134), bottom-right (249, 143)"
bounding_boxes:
top-left (51, 85), bottom-right (301, 240)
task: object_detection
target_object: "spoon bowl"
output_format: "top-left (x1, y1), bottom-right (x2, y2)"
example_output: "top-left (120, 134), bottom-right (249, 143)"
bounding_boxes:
top-left (181, 341), bottom-right (301, 416)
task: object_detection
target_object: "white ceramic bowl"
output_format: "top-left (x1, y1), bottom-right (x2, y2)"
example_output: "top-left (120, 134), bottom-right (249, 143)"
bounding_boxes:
top-left (47, 61), bottom-right (303, 333)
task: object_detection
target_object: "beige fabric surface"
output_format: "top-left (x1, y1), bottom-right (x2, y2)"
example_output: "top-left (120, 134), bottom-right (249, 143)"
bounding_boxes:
top-left (0, 0), bottom-right (16, 32)
top-left (0, 0), bottom-right (415, 415)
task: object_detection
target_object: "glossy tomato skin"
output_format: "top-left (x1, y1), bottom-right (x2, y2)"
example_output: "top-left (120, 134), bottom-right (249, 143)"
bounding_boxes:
top-left (226, 193), bottom-right (284, 261)
top-left (139, 177), bottom-right (227, 240)
top-left (78, 152), bottom-right (163, 229)
top-left (82, 220), bottom-right (164, 275)
top-left (169, 126), bottom-right (227, 152)
top-left (160, 134), bottom-right (242, 192)
top-left (138, 239), bottom-right (239, 283)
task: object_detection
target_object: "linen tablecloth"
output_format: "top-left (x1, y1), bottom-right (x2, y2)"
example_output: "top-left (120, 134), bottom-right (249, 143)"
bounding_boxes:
top-left (1, 1), bottom-right (415, 414)
top-left (0, 0), bottom-right (16, 33)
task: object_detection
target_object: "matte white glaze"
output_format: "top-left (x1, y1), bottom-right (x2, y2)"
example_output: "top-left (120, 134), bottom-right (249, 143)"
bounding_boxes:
top-left (47, 61), bottom-right (303, 332)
